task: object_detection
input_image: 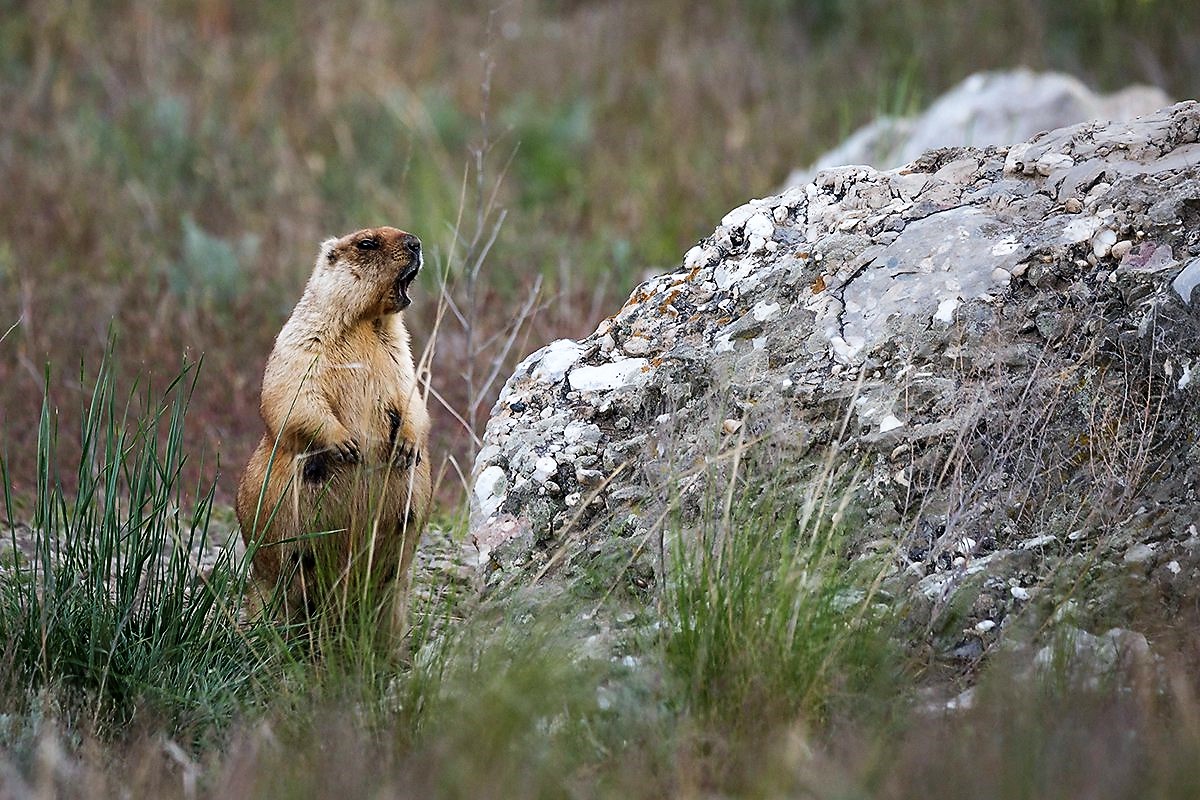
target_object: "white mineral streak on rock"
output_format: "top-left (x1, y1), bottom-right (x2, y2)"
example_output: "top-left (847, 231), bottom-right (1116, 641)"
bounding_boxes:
top-left (721, 203), bottom-right (757, 229)
top-left (474, 465), bottom-right (507, 518)
top-left (568, 358), bottom-right (650, 392)
top-left (934, 297), bottom-right (960, 324)
top-left (714, 257), bottom-right (756, 290)
top-left (752, 301), bottom-right (781, 321)
top-left (533, 339), bottom-right (585, 384)
top-left (1173, 257), bottom-right (1200, 304)
top-left (1061, 215), bottom-right (1103, 244)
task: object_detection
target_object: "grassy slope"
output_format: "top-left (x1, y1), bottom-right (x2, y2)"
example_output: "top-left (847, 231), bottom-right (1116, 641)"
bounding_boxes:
top-left (3, 356), bottom-right (1200, 798)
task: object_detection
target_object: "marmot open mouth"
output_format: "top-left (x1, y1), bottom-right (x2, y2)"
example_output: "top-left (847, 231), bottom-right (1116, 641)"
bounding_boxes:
top-left (394, 280), bottom-right (412, 310)
top-left (394, 261), bottom-right (420, 310)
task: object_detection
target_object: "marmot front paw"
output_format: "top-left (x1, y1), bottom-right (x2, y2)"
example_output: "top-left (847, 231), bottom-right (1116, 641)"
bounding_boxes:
top-left (391, 440), bottom-right (422, 469)
top-left (332, 438), bottom-right (361, 464)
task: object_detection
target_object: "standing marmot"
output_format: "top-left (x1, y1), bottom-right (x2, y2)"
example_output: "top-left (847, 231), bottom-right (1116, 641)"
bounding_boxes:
top-left (235, 226), bottom-right (432, 631)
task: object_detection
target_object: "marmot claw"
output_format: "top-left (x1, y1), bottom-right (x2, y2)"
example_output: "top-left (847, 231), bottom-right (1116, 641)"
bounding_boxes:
top-left (333, 438), bottom-right (361, 463)
top-left (391, 440), bottom-right (421, 469)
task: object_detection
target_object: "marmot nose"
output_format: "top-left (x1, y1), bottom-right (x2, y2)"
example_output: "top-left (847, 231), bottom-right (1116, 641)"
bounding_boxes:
top-left (401, 233), bottom-right (421, 258)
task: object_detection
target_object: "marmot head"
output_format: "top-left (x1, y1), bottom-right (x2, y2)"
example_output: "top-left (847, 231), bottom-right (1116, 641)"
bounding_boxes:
top-left (317, 226), bottom-right (423, 316)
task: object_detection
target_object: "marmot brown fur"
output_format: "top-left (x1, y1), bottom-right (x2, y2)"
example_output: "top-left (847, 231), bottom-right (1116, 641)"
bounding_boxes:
top-left (235, 226), bottom-right (432, 630)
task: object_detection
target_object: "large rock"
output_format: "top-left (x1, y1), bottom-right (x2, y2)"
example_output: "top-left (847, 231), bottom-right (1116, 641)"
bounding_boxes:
top-left (469, 102), bottom-right (1200, 655)
top-left (784, 69), bottom-right (1171, 189)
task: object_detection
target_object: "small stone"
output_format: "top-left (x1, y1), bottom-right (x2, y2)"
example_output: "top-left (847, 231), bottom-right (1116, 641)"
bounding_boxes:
top-left (722, 418), bottom-right (742, 435)
top-left (474, 465), bottom-right (507, 518)
top-left (623, 336), bottom-right (652, 356)
top-left (1123, 543), bottom-right (1155, 565)
top-left (721, 203), bottom-right (757, 229)
top-left (576, 468), bottom-right (604, 486)
top-left (683, 245), bottom-right (710, 270)
top-left (533, 339), bottom-right (585, 383)
top-left (532, 456), bottom-right (559, 484)
top-left (1111, 239), bottom-right (1133, 260)
top-left (878, 414), bottom-right (904, 433)
top-left (975, 620), bottom-right (997, 633)
top-left (1092, 227), bottom-right (1117, 259)
top-left (745, 212), bottom-right (775, 240)
top-left (1035, 152), bottom-right (1073, 175)
top-left (945, 688), bottom-right (976, 711)
top-left (563, 420), bottom-right (602, 445)
top-left (1064, 198), bottom-right (1083, 213)
top-left (1084, 182), bottom-right (1111, 205)
top-left (1010, 586), bottom-right (1030, 601)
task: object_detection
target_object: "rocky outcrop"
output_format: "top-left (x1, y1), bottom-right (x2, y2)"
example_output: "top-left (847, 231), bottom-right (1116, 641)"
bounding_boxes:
top-left (469, 102), bottom-right (1200, 657)
top-left (784, 69), bottom-right (1170, 189)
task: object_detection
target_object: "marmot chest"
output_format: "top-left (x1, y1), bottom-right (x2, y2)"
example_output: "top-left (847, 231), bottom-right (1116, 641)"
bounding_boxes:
top-left (324, 335), bottom-right (408, 443)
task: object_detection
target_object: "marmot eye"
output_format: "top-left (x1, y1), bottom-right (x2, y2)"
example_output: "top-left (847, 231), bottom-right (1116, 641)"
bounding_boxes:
top-left (356, 238), bottom-right (379, 251)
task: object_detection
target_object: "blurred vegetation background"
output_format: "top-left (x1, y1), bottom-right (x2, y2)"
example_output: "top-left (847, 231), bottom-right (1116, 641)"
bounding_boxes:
top-left (1, 0), bottom-right (1197, 503)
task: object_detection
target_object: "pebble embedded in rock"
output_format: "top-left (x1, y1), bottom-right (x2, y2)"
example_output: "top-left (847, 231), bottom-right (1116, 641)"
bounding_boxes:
top-left (623, 336), bottom-right (652, 356)
top-left (532, 456), bottom-right (559, 484)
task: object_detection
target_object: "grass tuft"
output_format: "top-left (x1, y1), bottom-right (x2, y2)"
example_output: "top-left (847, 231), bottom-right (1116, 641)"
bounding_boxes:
top-left (0, 348), bottom-right (277, 738)
top-left (665, 458), bottom-right (903, 730)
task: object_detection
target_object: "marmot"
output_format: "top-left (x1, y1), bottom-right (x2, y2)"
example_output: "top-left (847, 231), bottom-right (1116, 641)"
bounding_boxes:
top-left (235, 226), bottom-right (432, 631)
